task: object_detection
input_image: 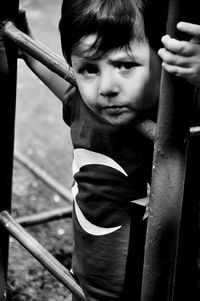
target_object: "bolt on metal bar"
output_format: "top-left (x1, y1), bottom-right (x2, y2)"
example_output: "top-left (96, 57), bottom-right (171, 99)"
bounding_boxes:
top-left (141, 0), bottom-right (194, 300)
top-left (0, 211), bottom-right (86, 301)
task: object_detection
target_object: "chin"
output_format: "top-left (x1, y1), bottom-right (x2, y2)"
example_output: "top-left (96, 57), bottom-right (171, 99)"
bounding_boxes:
top-left (105, 114), bottom-right (137, 127)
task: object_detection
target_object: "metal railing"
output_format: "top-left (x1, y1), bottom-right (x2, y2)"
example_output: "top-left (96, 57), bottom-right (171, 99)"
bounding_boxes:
top-left (0, 0), bottom-right (199, 300)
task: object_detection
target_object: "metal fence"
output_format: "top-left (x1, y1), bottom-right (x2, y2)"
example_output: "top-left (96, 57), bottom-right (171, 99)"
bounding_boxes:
top-left (0, 0), bottom-right (199, 300)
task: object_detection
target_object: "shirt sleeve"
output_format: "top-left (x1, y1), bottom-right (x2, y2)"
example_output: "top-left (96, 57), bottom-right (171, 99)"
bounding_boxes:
top-left (62, 84), bottom-right (77, 126)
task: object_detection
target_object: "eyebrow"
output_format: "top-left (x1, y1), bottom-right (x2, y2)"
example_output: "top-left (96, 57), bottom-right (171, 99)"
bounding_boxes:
top-left (108, 54), bottom-right (135, 63)
top-left (72, 51), bottom-right (135, 65)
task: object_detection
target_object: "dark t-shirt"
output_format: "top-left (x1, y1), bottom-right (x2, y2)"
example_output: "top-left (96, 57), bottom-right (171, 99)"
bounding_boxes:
top-left (63, 85), bottom-right (154, 300)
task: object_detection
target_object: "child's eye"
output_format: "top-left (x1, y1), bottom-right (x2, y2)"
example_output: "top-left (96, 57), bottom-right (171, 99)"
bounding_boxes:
top-left (85, 65), bottom-right (99, 74)
top-left (118, 61), bottom-right (138, 70)
top-left (79, 65), bottom-right (99, 75)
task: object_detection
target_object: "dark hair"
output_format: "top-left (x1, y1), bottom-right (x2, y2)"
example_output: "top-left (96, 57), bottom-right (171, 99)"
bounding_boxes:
top-left (59, 0), bottom-right (168, 65)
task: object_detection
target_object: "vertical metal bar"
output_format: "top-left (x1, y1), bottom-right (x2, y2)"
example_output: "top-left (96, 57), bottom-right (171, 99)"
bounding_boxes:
top-left (141, 0), bottom-right (195, 300)
top-left (173, 136), bottom-right (200, 301)
top-left (0, 1), bottom-right (19, 299)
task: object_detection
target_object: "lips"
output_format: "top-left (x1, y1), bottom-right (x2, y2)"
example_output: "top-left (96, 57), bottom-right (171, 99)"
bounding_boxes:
top-left (103, 106), bottom-right (129, 114)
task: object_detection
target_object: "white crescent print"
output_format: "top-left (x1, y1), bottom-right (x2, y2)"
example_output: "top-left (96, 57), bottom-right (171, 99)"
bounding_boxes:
top-left (72, 148), bottom-right (126, 235)
top-left (71, 148), bottom-right (149, 235)
top-left (73, 182), bottom-right (121, 236)
top-left (72, 148), bottom-right (128, 176)
top-left (131, 183), bottom-right (150, 220)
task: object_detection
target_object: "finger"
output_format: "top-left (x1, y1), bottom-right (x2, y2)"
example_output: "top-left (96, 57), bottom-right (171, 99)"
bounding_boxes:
top-left (162, 62), bottom-right (200, 86)
top-left (162, 62), bottom-right (192, 77)
top-left (158, 48), bottom-right (191, 68)
top-left (177, 22), bottom-right (200, 44)
top-left (16, 7), bottom-right (27, 22)
top-left (177, 22), bottom-right (200, 37)
top-left (19, 8), bottom-right (26, 15)
top-left (161, 35), bottom-right (196, 56)
top-left (16, 8), bottom-right (33, 37)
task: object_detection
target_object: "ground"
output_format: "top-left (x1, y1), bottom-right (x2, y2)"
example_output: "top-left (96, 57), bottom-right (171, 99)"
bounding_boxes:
top-left (7, 161), bottom-right (73, 301)
top-left (6, 0), bottom-right (74, 300)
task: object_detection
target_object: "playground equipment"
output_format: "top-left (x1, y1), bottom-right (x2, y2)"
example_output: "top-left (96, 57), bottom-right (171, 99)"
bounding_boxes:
top-left (0, 0), bottom-right (199, 300)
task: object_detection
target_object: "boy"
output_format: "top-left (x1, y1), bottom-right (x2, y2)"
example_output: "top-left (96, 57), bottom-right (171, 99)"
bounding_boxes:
top-left (17, 0), bottom-right (200, 299)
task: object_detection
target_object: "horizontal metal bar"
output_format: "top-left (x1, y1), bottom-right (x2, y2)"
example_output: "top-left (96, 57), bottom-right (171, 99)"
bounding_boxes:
top-left (0, 211), bottom-right (86, 300)
top-left (16, 206), bottom-right (72, 227)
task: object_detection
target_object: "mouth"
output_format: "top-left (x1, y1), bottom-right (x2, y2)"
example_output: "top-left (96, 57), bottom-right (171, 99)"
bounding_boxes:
top-left (103, 106), bottom-right (129, 114)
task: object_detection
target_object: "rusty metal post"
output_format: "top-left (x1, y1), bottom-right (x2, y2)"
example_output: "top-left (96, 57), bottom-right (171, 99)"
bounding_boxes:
top-left (141, 0), bottom-right (198, 300)
top-left (0, 1), bottom-right (19, 299)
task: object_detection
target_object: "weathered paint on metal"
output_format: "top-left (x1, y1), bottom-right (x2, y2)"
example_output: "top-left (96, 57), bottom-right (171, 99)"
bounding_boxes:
top-left (0, 1), bottom-right (19, 299)
top-left (141, 0), bottom-right (198, 300)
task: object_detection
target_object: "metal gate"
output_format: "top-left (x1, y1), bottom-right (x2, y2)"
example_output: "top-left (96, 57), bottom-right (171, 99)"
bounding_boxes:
top-left (0, 0), bottom-right (199, 300)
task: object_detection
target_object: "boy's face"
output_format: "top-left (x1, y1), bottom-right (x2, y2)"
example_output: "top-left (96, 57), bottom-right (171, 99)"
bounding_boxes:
top-left (71, 35), bottom-right (161, 126)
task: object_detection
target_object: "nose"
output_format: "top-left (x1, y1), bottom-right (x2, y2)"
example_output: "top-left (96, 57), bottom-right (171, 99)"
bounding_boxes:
top-left (98, 68), bottom-right (119, 97)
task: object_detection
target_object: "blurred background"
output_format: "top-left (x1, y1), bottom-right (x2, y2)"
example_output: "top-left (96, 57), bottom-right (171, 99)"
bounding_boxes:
top-left (15, 0), bottom-right (73, 189)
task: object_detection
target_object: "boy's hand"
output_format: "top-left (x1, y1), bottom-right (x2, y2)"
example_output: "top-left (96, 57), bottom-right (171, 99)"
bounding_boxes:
top-left (16, 9), bottom-right (33, 37)
top-left (158, 22), bottom-right (200, 87)
top-left (15, 9), bottom-right (34, 59)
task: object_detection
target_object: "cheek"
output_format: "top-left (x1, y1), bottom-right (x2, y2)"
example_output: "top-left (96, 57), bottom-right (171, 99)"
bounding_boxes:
top-left (126, 69), bottom-right (151, 99)
top-left (137, 60), bottom-right (161, 107)
top-left (126, 67), bottom-right (159, 109)
top-left (77, 81), bottom-right (98, 108)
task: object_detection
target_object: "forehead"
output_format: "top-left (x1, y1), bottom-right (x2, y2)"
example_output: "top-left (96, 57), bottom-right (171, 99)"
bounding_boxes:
top-left (71, 34), bottom-right (150, 62)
